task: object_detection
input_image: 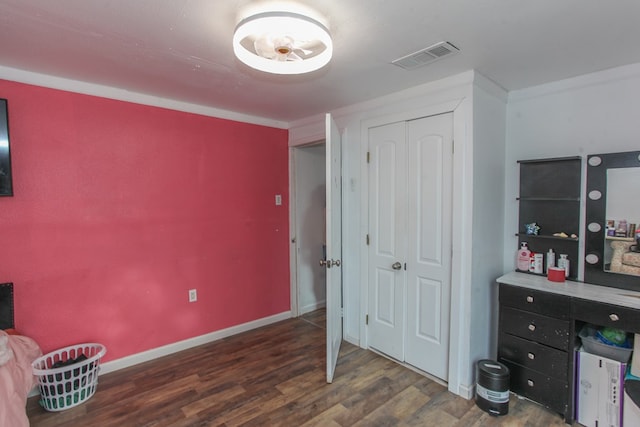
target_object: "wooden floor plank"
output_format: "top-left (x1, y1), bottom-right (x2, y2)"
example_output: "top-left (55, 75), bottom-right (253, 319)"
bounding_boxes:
top-left (27, 309), bottom-right (577, 426)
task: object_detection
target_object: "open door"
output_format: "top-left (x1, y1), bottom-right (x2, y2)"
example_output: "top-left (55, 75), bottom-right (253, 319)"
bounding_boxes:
top-left (325, 113), bottom-right (342, 383)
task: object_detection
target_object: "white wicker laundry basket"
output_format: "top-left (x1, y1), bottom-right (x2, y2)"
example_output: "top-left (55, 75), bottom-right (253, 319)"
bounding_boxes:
top-left (32, 343), bottom-right (106, 411)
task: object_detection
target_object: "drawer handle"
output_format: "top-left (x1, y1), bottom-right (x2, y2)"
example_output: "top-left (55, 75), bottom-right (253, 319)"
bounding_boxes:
top-left (528, 324), bottom-right (536, 332)
top-left (528, 352), bottom-right (535, 360)
top-left (609, 313), bottom-right (620, 322)
top-left (527, 379), bottom-right (535, 387)
top-left (526, 296), bottom-right (534, 303)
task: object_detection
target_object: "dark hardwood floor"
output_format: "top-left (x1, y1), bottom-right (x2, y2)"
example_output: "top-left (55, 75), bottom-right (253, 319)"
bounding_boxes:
top-left (27, 309), bottom-right (574, 426)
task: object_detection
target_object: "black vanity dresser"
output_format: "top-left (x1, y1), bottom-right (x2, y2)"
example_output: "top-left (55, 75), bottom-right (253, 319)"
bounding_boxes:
top-left (496, 271), bottom-right (640, 424)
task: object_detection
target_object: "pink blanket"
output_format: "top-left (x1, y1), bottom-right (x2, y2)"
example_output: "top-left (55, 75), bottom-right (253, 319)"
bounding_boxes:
top-left (0, 331), bottom-right (42, 427)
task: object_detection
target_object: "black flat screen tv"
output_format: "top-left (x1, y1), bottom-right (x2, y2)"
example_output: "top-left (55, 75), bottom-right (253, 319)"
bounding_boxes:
top-left (0, 98), bottom-right (12, 196)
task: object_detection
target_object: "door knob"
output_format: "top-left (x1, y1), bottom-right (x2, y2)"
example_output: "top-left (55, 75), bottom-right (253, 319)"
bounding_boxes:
top-left (392, 262), bottom-right (402, 270)
top-left (321, 259), bottom-right (340, 268)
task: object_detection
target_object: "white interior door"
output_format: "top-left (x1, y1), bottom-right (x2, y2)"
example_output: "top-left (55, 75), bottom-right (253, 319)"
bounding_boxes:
top-left (404, 113), bottom-right (453, 381)
top-left (325, 113), bottom-right (343, 383)
top-left (367, 122), bottom-right (406, 361)
top-left (367, 113), bottom-right (453, 381)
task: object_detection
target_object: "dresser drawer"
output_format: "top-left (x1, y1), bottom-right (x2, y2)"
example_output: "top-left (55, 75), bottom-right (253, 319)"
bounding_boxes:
top-left (500, 307), bottom-right (570, 351)
top-left (573, 298), bottom-right (640, 334)
top-left (498, 333), bottom-right (568, 380)
top-left (499, 283), bottom-right (571, 318)
top-left (501, 360), bottom-right (569, 416)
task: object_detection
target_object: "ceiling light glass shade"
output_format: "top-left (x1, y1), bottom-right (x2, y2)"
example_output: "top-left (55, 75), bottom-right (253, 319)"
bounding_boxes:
top-left (233, 11), bottom-right (333, 75)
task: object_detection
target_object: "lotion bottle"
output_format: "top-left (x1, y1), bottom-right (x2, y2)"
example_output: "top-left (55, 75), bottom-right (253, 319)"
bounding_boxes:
top-left (558, 254), bottom-right (570, 278)
top-left (517, 242), bottom-right (531, 271)
top-left (546, 249), bottom-right (555, 273)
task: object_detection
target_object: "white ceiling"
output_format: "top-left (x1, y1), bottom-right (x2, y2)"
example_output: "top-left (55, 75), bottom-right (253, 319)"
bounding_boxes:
top-left (1, 0), bottom-right (639, 124)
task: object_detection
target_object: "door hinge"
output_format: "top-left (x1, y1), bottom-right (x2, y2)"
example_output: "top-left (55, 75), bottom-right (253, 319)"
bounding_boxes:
top-left (341, 307), bottom-right (344, 318)
top-left (366, 314), bottom-right (369, 325)
top-left (452, 139), bottom-right (454, 154)
top-left (366, 151), bottom-right (370, 163)
top-left (366, 234), bottom-right (370, 245)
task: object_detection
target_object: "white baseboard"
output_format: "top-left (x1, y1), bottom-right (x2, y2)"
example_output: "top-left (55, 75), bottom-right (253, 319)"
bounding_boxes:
top-left (299, 301), bottom-right (326, 315)
top-left (455, 382), bottom-right (475, 400)
top-left (343, 334), bottom-right (359, 347)
top-left (100, 311), bottom-right (291, 375)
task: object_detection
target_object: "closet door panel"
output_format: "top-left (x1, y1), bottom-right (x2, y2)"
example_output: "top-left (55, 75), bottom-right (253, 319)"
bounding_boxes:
top-left (405, 113), bottom-right (453, 381)
top-left (367, 122), bottom-right (406, 360)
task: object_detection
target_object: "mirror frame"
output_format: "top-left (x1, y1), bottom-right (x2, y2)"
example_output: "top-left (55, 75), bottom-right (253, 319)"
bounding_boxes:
top-left (584, 150), bottom-right (640, 290)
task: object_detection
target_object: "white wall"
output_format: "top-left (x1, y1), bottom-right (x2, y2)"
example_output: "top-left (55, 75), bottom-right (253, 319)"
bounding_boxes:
top-left (291, 71), bottom-right (478, 347)
top-left (503, 63), bottom-right (640, 275)
top-left (468, 84), bottom-right (507, 363)
top-left (290, 70), bottom-right (507, 399)
top-left (293, 145), bottom-right (327, 314)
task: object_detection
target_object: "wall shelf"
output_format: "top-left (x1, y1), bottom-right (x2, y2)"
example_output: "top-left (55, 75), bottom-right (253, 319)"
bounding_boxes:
top-left (517, 157), bottom-right (582, 279)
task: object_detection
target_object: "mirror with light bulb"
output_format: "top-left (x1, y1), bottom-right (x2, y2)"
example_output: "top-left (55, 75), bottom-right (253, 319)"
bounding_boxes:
top-left (584, 150), bottom-right (640, 290)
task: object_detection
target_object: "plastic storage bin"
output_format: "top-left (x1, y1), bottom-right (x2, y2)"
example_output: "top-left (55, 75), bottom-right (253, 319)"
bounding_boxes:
top-left (32, 343), bottom-right (106, 411)
top-left (579, 326), bottom-right (633, 363)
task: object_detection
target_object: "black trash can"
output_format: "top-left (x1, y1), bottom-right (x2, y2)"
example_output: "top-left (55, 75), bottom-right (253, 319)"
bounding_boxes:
top-left (475, 359), bottom-right (510, 416)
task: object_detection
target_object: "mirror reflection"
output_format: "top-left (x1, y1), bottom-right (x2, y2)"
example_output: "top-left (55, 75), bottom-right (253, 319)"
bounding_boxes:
top-left (604, 167), bottom-right (640, 275)
top-left (584, 150), bottom-right (640, 290)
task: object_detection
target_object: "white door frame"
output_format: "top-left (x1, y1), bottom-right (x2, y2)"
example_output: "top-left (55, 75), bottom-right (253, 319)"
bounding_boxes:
top-left (359, 97), bottom-right (472, 395)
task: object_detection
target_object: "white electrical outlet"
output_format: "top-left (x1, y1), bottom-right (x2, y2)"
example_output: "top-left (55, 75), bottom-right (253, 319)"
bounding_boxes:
top-left (275, 194), bottom-right (282, 205)
top-left (188, 289), bottom-right (197, 302)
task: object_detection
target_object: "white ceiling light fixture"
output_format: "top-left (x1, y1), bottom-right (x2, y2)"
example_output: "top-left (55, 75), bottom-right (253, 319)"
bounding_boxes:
top-left (233, 10), bottom-right (333, 75)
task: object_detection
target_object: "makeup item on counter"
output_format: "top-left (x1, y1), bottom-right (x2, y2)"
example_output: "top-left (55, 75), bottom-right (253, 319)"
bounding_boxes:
top-left (628, 223), bottom-right (636, 238)
top-left (606, 220), bottom-right (616, 236)
top-left (557, 254), bottom-right (570, 278)
top-left (546, 249), bottom-right (555, 273)
top-left (517, 242), bottom-right (531, 271)
top-left (616, 219), bottom-right (628, 237)
top-left (530, 253), bottom-right (543, 274)
top-left (547, 266), bottom-right (566, 282)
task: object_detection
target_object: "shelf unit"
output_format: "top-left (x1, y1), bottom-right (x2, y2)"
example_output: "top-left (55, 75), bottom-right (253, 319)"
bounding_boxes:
top-left (517, 157), bottom-right (582, 279)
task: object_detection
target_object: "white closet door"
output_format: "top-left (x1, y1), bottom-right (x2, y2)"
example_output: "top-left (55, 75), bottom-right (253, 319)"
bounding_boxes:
top-left (404, 113), bottom-right (453, 381)
top-left (367, 121), bottom-right (406, 361)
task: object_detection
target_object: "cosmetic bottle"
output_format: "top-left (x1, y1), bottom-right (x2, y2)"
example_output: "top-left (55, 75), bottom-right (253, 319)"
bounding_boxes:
top-left (557, 254), bottom-right (570, 278)
top-left (530, 253), bottom-right (543, 274)
top-left (546, 249), bottom-right (555, 273)
top-left (517, 242), bottom-right (531, 271)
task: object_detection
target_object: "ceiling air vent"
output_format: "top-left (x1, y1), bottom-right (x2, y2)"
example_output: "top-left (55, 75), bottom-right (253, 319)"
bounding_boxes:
top-left (392, 41), bottom-right (459, 70)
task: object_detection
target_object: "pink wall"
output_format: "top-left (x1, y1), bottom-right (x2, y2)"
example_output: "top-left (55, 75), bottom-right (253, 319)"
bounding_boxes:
top-left (0, 79), bottom-right (290, 361)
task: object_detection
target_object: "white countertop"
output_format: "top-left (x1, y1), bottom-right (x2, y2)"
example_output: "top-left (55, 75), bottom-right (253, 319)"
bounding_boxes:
top-left (496, 271), bottom-right (640, 310)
